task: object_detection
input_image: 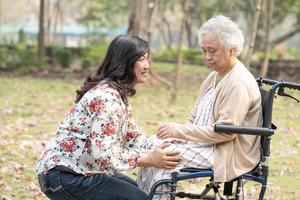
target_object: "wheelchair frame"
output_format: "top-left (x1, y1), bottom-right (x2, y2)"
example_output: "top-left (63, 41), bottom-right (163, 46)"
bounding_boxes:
top-left (147, 77), bottom-right (300, 200)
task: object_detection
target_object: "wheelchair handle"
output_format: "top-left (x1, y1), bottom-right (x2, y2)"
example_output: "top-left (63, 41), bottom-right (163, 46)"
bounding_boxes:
top-left (256, 77), bottom-right (300, 91)
top-left (214, 124), bottom-right (275, 136)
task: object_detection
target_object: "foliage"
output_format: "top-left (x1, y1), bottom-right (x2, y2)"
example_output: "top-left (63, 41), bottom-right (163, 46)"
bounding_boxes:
top-left (153, 48), bottom-right (203, 64)
top-left (285, 46), bottom-right (300, 60)
top-left (85, 44), bottom-right (108, 64)
top-left (0, 44), bottom-right (43, 71)
top-left (81, 58), bottom-right (92, 69)
top-left (18, 29), bottom-right (25, 44)
top-left (55, 49), bottom-right (74, 68)
top-left (79, 0), bottom-right (131, 28)
top-left (252, 46), bottom-right (300, 62)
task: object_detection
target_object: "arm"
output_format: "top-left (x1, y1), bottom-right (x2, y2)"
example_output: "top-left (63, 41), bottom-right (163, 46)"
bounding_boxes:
top-left (158, 83), bottom-right (252, 144)
top-left (87, 89), bottom-right (142, 171)
top-left (124, 103), bottom-right (154, 152)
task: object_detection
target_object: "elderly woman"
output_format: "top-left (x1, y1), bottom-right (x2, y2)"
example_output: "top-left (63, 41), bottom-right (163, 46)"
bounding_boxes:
top-left (137, 15), bottom-right (262, 199)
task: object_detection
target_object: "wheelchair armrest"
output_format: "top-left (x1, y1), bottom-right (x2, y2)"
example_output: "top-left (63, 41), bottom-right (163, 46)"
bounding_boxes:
top-left (214, 124), bottom-right (275, 136)
top-left (180, 167), bottom-right (212, 173)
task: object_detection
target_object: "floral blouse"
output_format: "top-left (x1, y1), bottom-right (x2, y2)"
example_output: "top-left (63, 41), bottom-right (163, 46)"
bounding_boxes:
top-left (36, 80), bottom-right (154, 175)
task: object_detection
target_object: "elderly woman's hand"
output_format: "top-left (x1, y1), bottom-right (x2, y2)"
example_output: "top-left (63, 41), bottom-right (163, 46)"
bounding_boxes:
top-left (157, 124), bottom-right (174, 139)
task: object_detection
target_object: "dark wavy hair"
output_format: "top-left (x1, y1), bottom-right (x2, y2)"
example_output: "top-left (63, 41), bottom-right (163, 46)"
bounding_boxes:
top-left (75, 35), bottom-right (150, 104)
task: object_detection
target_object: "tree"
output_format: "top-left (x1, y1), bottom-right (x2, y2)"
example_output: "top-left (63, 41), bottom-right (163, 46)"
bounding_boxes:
top-left (80, 0), bottom-right (130, 30)
top-left (260, 0), bottom-right (273, 77)
top-left (45, 0), bottom-right (51, 45)
top-left (156, 1), bottom-right (173, 48)
top-left (37, 0), bottom-right (45, 57)
top-left (244, 0), bottom-right (263, 68)
top-left (127, 0), bottom-right (158, 40)
top-left (171, 0), bottom-right (188, 102)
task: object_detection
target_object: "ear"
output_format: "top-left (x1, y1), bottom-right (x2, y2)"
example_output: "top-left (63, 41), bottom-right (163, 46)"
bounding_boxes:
top-left (229, 48), bottom-right (236, 56)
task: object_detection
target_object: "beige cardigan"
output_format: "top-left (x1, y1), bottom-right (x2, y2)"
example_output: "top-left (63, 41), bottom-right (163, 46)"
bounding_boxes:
top-left (169, 60), bottom-right (261, 182)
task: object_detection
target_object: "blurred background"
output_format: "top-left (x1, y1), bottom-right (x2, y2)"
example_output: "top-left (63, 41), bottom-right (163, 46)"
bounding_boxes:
top-left (0, 0), bottom-right (300, 199)
top-left (0, 0), bottom-right (299, 78)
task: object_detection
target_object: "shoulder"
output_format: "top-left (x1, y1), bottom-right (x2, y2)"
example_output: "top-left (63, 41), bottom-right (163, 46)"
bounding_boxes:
top-left (226, 60), bottom-right (257, 87)
top-left (221, 60), bottom-right (260, 97)
top-left (87, 82), bottom-right (121, 100)
top-left (80, 82), bottom-right (124, 112)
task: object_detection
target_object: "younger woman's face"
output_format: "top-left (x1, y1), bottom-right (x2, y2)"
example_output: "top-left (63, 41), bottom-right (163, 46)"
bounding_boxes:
top-left (134, 52), bottom-right (150, 84)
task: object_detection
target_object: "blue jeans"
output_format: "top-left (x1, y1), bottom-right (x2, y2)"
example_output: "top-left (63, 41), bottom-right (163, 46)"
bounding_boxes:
top-left (38, 166), bottom-right (147, 200)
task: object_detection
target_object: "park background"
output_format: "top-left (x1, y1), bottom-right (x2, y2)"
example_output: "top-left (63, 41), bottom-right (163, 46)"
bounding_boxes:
top-left (0, 0), bottom-right (300, 199)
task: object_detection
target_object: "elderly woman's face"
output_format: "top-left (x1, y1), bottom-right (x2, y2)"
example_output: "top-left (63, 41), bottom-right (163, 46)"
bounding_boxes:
top-left (201, 34), bottom-right (235, 73)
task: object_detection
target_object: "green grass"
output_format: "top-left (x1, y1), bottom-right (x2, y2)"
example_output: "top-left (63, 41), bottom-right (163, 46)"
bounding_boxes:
top-left (0, 63), bottom-right (299, 199)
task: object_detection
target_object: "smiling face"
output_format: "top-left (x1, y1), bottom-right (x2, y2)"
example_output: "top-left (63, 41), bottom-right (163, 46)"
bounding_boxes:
top-left (201, 33), bottom-right (236, 74)
top-left (133, 52), bottom-right (150, 84)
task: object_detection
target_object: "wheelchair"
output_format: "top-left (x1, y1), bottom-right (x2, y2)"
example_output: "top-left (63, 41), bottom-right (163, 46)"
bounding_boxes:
top-left (147, 77), bottom-right (300, 200)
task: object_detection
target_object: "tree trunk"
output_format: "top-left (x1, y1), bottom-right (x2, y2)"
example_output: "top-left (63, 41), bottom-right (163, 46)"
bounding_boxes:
top-left (156, 21), bottom-right (169, 48)
top-left (128, 0), bottom-right (172, 87)
top-left (53, 0), bottom-right (63, 46)
top-left (37, 0), bottom-right (45, 58)
top-left (0, 0), bottom-right (2, 43)
top-left (244, 0), bottom-right (262, 69)
top-left (260, 0), bottom-right (273, 77)
top-left (46, 0), bottom-right (51, 45)
top-left (145, 0), bottom-right (157, 43)
top-left (155, 1), bottom-right (169, 49)
top-left (185, 17), bottom-right (193, 48)
top-left (162, 13), bottom-right (172, 49)
top-left (171, 0), bottom-right (188, 102)
top-left (127, 0), bottom-right (148, 37)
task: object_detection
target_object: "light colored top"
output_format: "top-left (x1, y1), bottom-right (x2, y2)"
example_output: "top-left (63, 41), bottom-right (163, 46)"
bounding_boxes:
top-left (36, 80), bottom-right (153, 175)
top-left (168, 60), bottom-right (262, 182)
top-left (193, 77), bottom-right (216, 127)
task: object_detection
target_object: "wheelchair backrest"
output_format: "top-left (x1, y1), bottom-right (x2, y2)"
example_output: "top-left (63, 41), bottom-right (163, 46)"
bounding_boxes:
top-left (259, 88), bottom-right (274, 157)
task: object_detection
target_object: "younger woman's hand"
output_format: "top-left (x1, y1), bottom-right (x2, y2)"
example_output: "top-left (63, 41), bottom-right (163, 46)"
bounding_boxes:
top-left (149, 143), bottom-right (181, 169)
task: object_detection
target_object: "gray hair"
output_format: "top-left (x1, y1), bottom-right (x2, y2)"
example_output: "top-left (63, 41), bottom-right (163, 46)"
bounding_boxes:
top-left (198, 15), bottom-right (244, 56)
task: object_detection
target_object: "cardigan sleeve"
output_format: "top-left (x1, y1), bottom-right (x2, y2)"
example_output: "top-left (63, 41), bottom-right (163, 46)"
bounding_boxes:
top-left (171, 82), bottom-right (252, 144)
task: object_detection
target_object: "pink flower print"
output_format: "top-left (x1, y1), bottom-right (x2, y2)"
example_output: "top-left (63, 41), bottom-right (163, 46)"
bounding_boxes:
top-left (104, 122), bottom-right (115, 136)
top-left (95, 139), bottom-right (104, 149)
top-left (66, 125), bottom-right (79, 132)
top-left (89, 99), bottom-right (103, 112)
top-left (125, 132), bottom-right (136, 140)
top-left (59, 139), bottom-right (76, 152)
top-left (51, 155), bottom-right (60, 164)
top-left (128, 158), bottom-right (138, 167)
top-left (85, 162), bottom-right (93, 169)
top-left (84, 139), bottom-right (91, 149)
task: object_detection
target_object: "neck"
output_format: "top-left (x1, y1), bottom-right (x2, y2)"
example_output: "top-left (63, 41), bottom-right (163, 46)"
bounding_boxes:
top-left (218, 58), bottom-right (237, 76)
